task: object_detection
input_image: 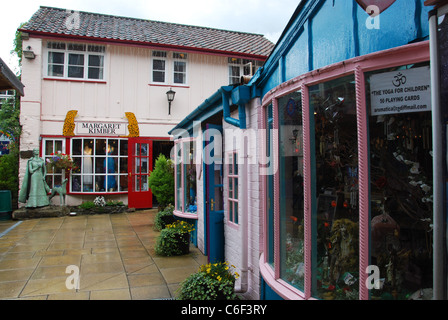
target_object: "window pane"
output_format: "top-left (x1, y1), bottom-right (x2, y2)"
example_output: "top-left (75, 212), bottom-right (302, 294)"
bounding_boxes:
top-left (49, 65), bottom-right (64, 77)
top-left (174, 73), bottom-right (185, 84)
top-left (366, 64), bottom-right (433, 300)
top-left (278, 91), bottom-right (305, 291)
top-left (153, 59), bottom-right (165, 71)
top-left (153, 71), bottom-right (165, 83)
top-left (88, 67), bottom-right (103, 80)
top-left (49, 52), bottom-right (65, 64)
top-left (96, 139), bottom-right (106, 156)
top-left (310, 75), bottom-right (358, 300)
top-left (89, 55), bottom-right (104, 67)
top-left (69, 54), bottom-right (84, 66)
top-left (68, 66), bottom-right (84, 78)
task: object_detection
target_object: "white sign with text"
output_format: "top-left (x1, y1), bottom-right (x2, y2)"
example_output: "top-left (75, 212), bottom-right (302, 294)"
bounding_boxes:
top-left (76, 122), bottom-right (127, 136)
top-left (370, 66), bottom-right (431, 116)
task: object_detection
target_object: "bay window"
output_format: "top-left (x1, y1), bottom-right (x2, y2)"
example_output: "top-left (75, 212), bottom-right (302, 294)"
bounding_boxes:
top-left (260, 43), bottom-right (433, 300)
top-left (174, 138), bottom-right (197, 215)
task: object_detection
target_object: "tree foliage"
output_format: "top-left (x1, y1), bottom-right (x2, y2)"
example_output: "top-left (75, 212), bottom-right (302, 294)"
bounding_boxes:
top-left (148, 154), bottom-right (175, 209)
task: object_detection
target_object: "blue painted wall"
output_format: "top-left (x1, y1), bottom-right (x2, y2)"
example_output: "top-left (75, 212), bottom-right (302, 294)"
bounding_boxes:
top-left (257, 0), bottom-right (432, 97)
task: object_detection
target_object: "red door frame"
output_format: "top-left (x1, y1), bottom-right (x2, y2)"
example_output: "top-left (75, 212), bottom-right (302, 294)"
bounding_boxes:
top-left (128, 138), bottom-right (153, 209)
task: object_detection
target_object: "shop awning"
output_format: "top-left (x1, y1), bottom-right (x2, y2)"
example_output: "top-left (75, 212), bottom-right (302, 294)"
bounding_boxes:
top-left (0, 57), bottom-right (24, 96)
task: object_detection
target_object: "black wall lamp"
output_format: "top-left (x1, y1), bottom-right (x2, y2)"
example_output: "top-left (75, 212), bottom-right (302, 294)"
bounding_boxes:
top-left (166, 88), bottom-right (176, 115)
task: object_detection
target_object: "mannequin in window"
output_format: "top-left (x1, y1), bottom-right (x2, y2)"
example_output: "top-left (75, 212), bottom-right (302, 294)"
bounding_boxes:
top-left (83, 144), bottom-right (93, 191)
top-left (104, 144), bottom-right (117, 191)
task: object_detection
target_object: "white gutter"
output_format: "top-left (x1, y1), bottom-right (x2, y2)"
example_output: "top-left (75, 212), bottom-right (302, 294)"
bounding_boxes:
top-left (429, 8), bottom-right (445, 300)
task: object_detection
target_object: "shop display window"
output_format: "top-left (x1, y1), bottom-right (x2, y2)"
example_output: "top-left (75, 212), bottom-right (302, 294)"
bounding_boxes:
top-left (366, 63), bottom-right (433, 300)
top-left (227, 151), bottom-right (239, 224)
top-left (42, 138), bottom-right (65, 189)
top-left (278, 91), bottom-right (305, 291)
top-left (70, 138), bottom-right (128, 193)
top-left (310, 75), bottom-right (359, 300)
top-left (174, 138), bottom-right (197, 215)
top-left (265, 103), bottom-right (275, 266)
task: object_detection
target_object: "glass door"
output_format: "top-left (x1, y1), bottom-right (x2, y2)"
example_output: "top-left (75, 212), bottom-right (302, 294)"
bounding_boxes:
top-left (128, 138), bottom-right (153, 209)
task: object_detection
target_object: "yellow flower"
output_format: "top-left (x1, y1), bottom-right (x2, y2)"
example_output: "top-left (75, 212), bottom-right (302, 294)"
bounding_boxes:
top-left (217, 276), bottom-right (222, 281)
top-left (235, 272), bottom-right (240, 279)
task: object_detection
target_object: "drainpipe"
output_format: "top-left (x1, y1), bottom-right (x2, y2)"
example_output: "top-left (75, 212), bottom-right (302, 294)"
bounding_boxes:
top-left (234, 139), bottom-right (249, 294)
top-left (429, 9), bottom-right (444, 300)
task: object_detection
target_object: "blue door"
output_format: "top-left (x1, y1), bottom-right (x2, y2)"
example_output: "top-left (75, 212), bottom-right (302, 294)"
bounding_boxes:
top-left (204, 124), bottom-right (224, 263)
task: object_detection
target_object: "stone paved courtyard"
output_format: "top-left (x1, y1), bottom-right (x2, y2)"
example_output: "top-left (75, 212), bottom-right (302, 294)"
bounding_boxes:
top-left (0, 210), bottom-right (207, 300)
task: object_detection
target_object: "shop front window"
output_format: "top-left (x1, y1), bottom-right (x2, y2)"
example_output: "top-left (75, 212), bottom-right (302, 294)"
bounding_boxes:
top-left (366, 63), bottom-right (433, 300)
top-left (70, 138), bottom-right (128, 193)
top-left (278, 91), bottom-right (305, 291)
top-left (310, 75), bottom-right (359, 300)
top-left (174, 138), bottom-right (197, 215)
top-left (42, 138), bottom-right (65, 189)
top-left (265, 103), bottom-right (274, 266)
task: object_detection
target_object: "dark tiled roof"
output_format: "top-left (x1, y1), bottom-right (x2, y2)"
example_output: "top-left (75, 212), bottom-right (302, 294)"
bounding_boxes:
top-left (21, 6), bottom-right (274, 58)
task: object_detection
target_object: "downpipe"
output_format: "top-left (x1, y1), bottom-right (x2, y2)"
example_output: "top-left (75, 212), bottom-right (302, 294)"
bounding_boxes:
top-left (234, 132), bottom-right (249, 294)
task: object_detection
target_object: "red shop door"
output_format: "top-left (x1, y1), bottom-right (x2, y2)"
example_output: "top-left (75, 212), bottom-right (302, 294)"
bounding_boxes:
top-left (128, 138), bottom-right (153, 209)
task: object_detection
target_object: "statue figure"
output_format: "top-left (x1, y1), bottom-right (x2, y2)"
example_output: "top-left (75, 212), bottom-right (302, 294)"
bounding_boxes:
top-left (19, 148), bottom-right (51, 208)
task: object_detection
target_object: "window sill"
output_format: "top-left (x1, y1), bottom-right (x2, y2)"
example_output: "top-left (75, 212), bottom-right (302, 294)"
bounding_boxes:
top-left (68, 192), bottom-right (128, 196)
top-left (149, 83), bottom-right (190, 89)
top-left (259, 253), bottom-right (308, 301)
top-left (44, 77), bottom-right (107, 84)
top-left (173, 210), bottom-right (198, 220)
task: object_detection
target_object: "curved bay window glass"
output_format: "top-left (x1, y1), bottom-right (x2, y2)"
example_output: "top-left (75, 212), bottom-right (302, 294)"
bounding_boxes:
top-left (310, 75), bottom-right (359, 300)
top-left (174, 139), bottom-right (197, 215)
top-left (366, 63), bottom-right (433, 300)
top-left (265, 103), bottom-right (274, 266)
top-left (71, 138), bottom-right (128, 193)
top-left (278, 91), bottom-right (304, 291)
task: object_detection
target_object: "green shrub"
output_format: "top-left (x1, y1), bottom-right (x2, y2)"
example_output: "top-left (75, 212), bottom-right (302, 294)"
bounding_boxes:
top-left (176, 262), bottom-right (239, 300)
top-left (148, 154), bottom-right (174, 210)
top-left (78, 201), bottom-right (95, 210)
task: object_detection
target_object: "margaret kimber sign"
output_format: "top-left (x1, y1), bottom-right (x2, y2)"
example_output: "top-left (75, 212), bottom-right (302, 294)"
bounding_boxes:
top-left (76, 122), bottom-right (126, 135)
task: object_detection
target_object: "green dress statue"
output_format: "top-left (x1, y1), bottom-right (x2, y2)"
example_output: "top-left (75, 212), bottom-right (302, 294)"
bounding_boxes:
top-left (19, 148), bottom-right (51, 208)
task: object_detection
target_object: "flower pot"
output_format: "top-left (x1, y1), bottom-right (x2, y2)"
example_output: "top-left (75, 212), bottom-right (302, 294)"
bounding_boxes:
top-left (160, 215), bottom-right (176, 228)
top-left (174, 232), bottom-right (190, 255)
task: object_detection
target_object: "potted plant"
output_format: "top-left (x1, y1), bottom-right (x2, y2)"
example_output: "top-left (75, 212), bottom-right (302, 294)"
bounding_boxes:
top-left (155, 220), bottom-right (194, 256)
top-left (154, 204), bottom-right (176, 231)
top-left (176, 261), bottom-right (240, 300)
top-left (46, 151), bottom-right (77, 172)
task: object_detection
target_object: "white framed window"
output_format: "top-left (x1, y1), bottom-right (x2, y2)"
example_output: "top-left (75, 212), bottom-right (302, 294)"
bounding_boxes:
top-left (42, 138), bottom-right (66, 190)
top-left (227, 151), bottom-right (239, 224)
top-left (228, 58), bottom-right (264, 85)
top-left (173, 52), bottom-right (188, 85)
top-left (152, 51), bottom-right (167, 83)
top-left (45, 42), bottom-right (106, 81)
top-left (151, 51), bottom-right (188, 85)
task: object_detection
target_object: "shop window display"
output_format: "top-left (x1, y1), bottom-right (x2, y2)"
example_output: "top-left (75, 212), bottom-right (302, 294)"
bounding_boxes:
top-left (71, 138), bottom-right (128, 193)
top-left (278, 91), bottom-right (305, 291)
top-left (42, 139), bottom-right (65, 189)
top-left (366, 63), bottom-right (433, 300)
top-left (310, 75), bottom-right (359, 300)
top-left (174, 139), bottom-right (197, 214)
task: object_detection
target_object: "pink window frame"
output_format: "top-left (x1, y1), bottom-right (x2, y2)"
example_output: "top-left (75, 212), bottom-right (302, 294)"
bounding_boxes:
top-left (259, 41), bottom-right (430, 300)
top-left (173, 137), bottom-right (198, 220)
top-left (227, 151), bottom-right (239, 227)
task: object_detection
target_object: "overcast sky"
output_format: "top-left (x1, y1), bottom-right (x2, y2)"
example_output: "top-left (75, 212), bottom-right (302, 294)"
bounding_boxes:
top-left (0, 0), bottom-right (300, 74)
